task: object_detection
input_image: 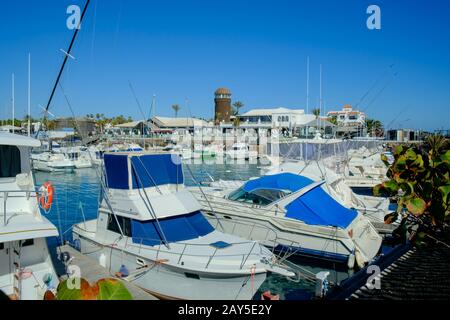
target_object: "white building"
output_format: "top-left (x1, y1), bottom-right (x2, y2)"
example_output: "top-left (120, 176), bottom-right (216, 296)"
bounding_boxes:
top-left (327, 105), bottom-right (366, 137)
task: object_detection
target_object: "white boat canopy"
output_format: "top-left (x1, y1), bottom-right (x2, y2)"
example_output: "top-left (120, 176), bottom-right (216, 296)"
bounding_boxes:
top-left (0, 132), bottom-right (41, 147)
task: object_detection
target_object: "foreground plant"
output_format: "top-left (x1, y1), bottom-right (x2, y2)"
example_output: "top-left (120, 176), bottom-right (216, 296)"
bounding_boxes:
top-left (44, 278), bottom-right (132, 300)
top-left (374, 135), bottom-right (450, 244)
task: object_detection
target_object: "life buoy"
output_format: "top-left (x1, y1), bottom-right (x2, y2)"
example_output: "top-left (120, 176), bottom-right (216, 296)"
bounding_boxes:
top-left (38, 182), bottom-right (54, 212)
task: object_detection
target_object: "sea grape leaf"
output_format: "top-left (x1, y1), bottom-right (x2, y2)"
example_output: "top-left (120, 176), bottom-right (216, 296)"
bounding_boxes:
top-left (439, 184), bottom-right (450, 205)
top-left (56, 278), bottom-right (84, 300)
top-left (406, 198), bottom-right (427, 215)
top-left (97, 278), bottom-right (132, 300)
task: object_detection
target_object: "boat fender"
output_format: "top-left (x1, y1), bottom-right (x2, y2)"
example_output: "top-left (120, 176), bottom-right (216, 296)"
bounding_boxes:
top-left (347, 252), bottom-right (355, 269)
top-left (355, 250), bottom-right (365, 269)
top-left (38, 181), bottom-right (54, 212)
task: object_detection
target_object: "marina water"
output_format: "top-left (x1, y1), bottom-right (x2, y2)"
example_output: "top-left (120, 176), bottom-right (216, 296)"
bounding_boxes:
top-left (34, 162), bottom-right (354, 300)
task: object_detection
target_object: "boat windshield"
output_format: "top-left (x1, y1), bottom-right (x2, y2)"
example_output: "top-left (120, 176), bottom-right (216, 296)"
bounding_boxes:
top-left (228, 187), bottom-right (290, 206)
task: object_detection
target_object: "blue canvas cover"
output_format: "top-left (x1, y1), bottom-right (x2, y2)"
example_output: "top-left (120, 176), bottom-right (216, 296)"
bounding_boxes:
top-left (242, 173), bottom-right (314, 193)
top-left (131, 211), bottom-right (214, 246)
top-left (104, 153), bottom-right (183, 189)
top-left (285, 185), bottom-right (357, 229)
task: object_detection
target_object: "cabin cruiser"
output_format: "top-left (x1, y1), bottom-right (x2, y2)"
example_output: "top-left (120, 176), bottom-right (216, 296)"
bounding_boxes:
top-left (31, 152), bottom-right (75, 172)
top-left (264, 160), bottom-right (391, 223)
top-left (189, 172), bottom-right (383, 268)
top-left (55, 146), bottom-right (93, 169)
top-left (0, 132), bottom-right (59, 299)
top-left (226, 143), bottom-right (257, 161)
top-left (343, 147), bottom-right (388, 188)
top-left (72, 152), bottom-right (294, 300)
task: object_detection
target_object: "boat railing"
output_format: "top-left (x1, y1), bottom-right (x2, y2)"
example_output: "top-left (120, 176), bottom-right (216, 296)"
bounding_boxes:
top-left (0, 189), bottom-right (39, 226)
top-left (122, 235), bottom-right (269, 270)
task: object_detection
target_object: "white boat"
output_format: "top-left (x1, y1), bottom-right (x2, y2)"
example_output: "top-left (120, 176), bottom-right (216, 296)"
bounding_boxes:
top-left (189, 172), bottom-right (383, 268)
top-left (0, 132), bottom-right (59, 299)
top-left (72, 152), bottom-right (294, 300)
top-left (55, 146), bottom-right (93, 169)
top-left (343, 147), bottom-right (388, 188)
top-left (31, 152), bottom-right (75, 172)
top-left (265, 160), bottom-right (391, 223)
top-left (226, 143), bottom-right (257, 160)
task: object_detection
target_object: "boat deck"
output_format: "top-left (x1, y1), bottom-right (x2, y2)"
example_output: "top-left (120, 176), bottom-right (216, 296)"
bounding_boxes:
top-left (55, 245), bottom-right (158, 300)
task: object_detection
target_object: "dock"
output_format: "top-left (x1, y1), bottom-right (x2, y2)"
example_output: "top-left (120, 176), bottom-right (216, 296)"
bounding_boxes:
top-left (54, 245), bottom-right (158, 300)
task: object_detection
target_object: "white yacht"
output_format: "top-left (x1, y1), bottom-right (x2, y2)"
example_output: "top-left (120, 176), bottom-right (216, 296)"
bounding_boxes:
top-left (265, 160), bottom-right (392, 223)
top-left (226, 143), bottom-right (257, 160)
top-left (0, 132), bottom-right (59, 300)
top-left (343, 147), bottom-right (388, 188)
top-left (55, 146), bottom-right (93, 169)
top-left (189, 172), bottom-right (383, 269)
top-left (31, 152), bottom-right (75, 172)
top-left (72, 152), bottom-right (294, 300)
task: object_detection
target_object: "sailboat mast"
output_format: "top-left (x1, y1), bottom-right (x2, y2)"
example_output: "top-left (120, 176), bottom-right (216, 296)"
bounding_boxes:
top-left (11, 73), bottom-right (15, 132)
top-left (28, 53), bottom-right (31, 137)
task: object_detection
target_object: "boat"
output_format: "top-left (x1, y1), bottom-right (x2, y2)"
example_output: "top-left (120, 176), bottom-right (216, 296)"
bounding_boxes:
top-left (30, 152), bottom-right (76, 172)
top-left (226, 143), bottom-right (257, 160)
top-left (343, 147), bottom-right (388, 188)
top-left (188, 172), bottom-right (383, 268)
top-left (55, 146), bottom-right (93, 169)
top-left (72, 152), bottom-right (294, 300)
top-left (0, 132), bottom-right (59, 299)
top-left (265, 160), bottom-right (391, 223)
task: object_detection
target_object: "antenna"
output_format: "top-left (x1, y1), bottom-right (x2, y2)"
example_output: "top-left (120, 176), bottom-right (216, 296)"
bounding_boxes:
top-left (306, 56), bottom-right (310, 114)
top-left (28, 53), bottom-right (31, 137)
top-left (11, 73), bottom-right (15, 132)
top-left (319, 64), bottom-right (323, 134)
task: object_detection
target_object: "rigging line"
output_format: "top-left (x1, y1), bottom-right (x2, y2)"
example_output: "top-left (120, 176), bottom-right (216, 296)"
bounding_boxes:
top-left (39, 0), bottom-right (91, 135)
top-left (58, 83), bottom-right (124, 237)
top-left (361, 71), bottom-right (398, 114)
top-left (354, 64), bottom-right (395, 109)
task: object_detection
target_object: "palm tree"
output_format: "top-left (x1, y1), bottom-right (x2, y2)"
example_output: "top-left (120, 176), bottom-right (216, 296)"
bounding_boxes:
top-left (172, 104), bottom-right (180, 118)
top-left (232, 101), bottom-right (244, 116)
top-left (312, 108), bottom-right (320, 133)
top-left (366, 118), bottom-right (383, 137)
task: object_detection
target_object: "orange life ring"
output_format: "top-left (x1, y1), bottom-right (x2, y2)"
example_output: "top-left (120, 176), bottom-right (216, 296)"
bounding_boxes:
top-left (39, 182), bottom-right (54, 211)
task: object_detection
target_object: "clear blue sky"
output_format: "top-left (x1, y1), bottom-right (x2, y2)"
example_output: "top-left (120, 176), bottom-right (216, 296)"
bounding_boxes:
top-left (0, 0), bottom-right (449, 131)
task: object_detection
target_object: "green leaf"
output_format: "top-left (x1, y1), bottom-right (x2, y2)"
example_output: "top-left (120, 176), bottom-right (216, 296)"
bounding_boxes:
top-left (380, 154), bottom-right (390, 166)
top-left (404, 148), bottom-right (417, 161)
top-left (97, 279), bottom-right (132, 300)
top-left (56, 279), bottom-right (83, 300)
top-left (439, 184), bottom-right (450, 205)
top-left (406, 198), bottom-right (427, 215)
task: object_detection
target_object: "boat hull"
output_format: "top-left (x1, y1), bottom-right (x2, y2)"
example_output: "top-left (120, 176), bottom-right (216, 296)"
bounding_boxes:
top-left (73, 233), bottom-right (266, 300)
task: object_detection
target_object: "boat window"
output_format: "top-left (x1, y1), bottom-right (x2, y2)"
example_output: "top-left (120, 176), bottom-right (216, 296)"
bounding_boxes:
top-left (0, 243), bottom-right (4, 250)
top-left (228, 188), bottom-right (289, 206)
top-left (0, 145), bottom-right (21, 178)
top-left (107, 214), bottom-right (132, 237)
top-left (21, 239), bottom-right (34, 247)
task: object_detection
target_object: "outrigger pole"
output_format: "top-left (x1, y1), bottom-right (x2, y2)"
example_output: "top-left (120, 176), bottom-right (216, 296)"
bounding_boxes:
top-left (40, 0), bottom-right (91, 130)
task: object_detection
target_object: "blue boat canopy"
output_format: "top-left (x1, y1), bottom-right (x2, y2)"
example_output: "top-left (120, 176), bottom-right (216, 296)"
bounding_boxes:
top-left (242, 173), bottom-right (357, 229)
top-left (131, 211), bottom-right (214, 246)
top-left (104, 153), bottom-right (184, 189)
top-left (285, 185), bottom-right (357, 229)
top-left (242, 173), bottom-right (314, 193)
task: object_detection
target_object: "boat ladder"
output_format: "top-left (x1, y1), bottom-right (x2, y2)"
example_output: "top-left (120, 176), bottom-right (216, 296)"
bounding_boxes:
top-left (12, 241), bottom-right (22, 300)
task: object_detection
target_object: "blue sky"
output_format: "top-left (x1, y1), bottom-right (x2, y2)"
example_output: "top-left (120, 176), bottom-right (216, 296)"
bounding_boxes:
top-left (0, 0), bottom-right (449, 130)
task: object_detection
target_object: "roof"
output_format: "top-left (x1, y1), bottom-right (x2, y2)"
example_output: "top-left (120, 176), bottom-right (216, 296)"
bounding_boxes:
top-left (241, 107), bottom-right (305, 117)
top-left (214, 87), bottom-right (231, 95)
top-left (152, 116), bottom-right (209, 128)
top-left (0, 132), bottom-right (41, 147)
top-left (113, 120), bottom-right (147, 128)
top-left (303, 118), bottom-right (336, 127)
top-left (348, 233), bottom-right (450, 300)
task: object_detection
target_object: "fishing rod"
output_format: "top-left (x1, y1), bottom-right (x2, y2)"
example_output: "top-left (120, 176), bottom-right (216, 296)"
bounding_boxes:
top-left (38, 0), bottom-right (91, 136)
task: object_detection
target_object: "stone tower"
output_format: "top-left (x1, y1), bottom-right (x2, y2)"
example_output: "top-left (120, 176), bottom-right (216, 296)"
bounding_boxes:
top-left (214, 87), bottom-right (231, 124)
